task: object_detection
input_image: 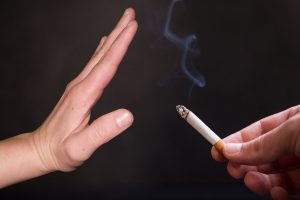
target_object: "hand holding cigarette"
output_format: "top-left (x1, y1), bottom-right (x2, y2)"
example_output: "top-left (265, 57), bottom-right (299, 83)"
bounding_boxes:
top-left (0, 8), bottom-right (137, 188)
top-left (211, 105), bottom-right (300, 199)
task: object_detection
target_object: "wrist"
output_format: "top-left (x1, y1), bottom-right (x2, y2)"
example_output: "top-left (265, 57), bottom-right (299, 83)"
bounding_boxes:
top-left (0, 132), bottom-right (52, 187)
top-left (30, 129), bottom-right (58, 174)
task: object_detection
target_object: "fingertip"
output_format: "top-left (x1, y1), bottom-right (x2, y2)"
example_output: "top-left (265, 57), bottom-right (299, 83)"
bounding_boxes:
top-left (134, 20), bottom-right (139, 28)
top-left (210, 147), bottom-right (218, 160)
top-left (99, 36), bottom-right (107, 46)
top-left (93, 36), bottom-right (107, 53)
top-left (211, 146), bottom-right (227, 162)
top-left (123, 20), bottom-right (138, 40)
top-left (101, 35), bottom-right (107, 41)
top-left (244, 171), bottom-right (271, 196)
top-left (115, 108), bottom-right (134, 130)
top-left (127, 20), bottom-right (138, 29)
top-left (124, 7), bottom-right (136, 19)
top-left (271, 187), bottom-right (290, 200)
top-left (227, 162), bottom-right (243, 179)
top-left (227, 163), bottom-right (254, 179)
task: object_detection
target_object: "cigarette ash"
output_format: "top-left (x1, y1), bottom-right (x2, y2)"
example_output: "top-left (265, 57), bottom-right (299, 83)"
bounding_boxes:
top-left (176, 105), bottom-right (190, 119)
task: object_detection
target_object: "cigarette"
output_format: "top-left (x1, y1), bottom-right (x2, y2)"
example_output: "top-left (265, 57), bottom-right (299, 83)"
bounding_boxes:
top-left (176, 105), bottom-right (225, 154)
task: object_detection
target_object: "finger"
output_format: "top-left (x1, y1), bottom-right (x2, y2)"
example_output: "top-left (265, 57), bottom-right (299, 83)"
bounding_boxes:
top-left (43, 9), bottom-right (137, 130)
top-left (46, 21), bottom-right (137, 138)
top-left (41, 36), bottom-right (106, 127)
top-left (93, 36), bottom-right (107, 54)
top-left (211, 107), bottom-right (295, 162)
top-left (227, 162), bottom-right (257, 179)
top-left (244, 169), bottom-right (300, 196)
top-left (76, 20), bottom-right (138, 107)
top-left (96, 8), bottom-right (135, 57)
top-left (211, 146), bottom-right (227, 162)
top-left (64, 109), bottom-right (133, 163)
top-left (54, 19), bottom-right (137, 130)
top-left (271, 187), bottom-right (292, 200)
top-left (225, 105), bottom-right (300, 144)
top-left (226, 155), bottom-right (300, 179)
top-left (256, 155), bottom-right (300, 173)
top-left (76, 8), bottom-right (135, 83)
top-left (212, 105), bottom-right (300, 162)
top-left (223, 113), bottom-right (300, 165)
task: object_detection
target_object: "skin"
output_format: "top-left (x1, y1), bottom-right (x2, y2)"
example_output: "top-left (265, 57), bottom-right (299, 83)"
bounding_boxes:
top-left (211, 105), bottom-right (300, 200)
top-left (0, 8), bottom-right (138, 188)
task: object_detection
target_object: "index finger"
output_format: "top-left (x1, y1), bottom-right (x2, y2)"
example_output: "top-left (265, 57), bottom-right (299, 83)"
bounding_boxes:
top-left (55, 20), bottom-right (138, 128)
top-left (75, 20), bottom-right (138, 108)
top-left (78, 8), bottom-right (136, 82)
top-left (212, 105), bottom-right (300, 161)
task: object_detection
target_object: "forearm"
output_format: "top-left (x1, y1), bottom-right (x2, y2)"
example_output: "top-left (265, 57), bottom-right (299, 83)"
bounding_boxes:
top-left (0, 133), bottom-right (49, 188)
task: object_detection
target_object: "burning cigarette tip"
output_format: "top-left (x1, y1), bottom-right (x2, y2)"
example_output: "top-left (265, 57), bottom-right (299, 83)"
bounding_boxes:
top-left (176, 105), bottom-right (223, 151)
top-left (176, 105), bottom-right (190, 119)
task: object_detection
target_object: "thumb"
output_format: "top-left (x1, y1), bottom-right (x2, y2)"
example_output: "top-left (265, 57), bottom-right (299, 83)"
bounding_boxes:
top-left (64, 109), bottom-right (134, 163)
top-left (223, 117), bottom-right (300, 165)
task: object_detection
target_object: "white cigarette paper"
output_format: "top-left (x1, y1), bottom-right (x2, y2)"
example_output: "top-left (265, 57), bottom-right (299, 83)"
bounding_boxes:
top-left (176, 105), bottom-right (221, 145)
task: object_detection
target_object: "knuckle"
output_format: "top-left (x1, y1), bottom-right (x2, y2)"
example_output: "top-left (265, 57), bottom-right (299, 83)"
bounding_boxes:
top-left (66, 84), bottom-right (86, 106)
top-left (65, 83), bottom-right (73, 93)
top-left (254, 136), bottom-right (263, 152)
top-left (258, 120), bottom-right (267, 134)
top-left (68, 84), bottom-right (80, 98)
top-left (64, 82), bottom-right (97, 111)
top-left (284, 116), bottom-right (300, 154)
top-left (92, 123), bottom-right (109, 145)
top-left (284, 116), bottom-right (299, 134)
top-left (65, 86), bottom-right (79, 106)
top-left (288, 105), bottom-right (300, 118)
top-left (295, 104), bottom-right (300, 113)
top-left (246, 136), bottom-right (265, 163)
top-left (65, 79), bottom-right (77, 93)
top-left (254, 136), bottom-right (264, 154)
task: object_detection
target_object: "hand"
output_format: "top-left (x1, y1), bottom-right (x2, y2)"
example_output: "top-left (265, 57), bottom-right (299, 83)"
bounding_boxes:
top-left (0, 8), bottom-right (137, 188)
top-left (211, 105), bottom-right (300, 200)
top-left (31, 8), bottom-right (138, 172)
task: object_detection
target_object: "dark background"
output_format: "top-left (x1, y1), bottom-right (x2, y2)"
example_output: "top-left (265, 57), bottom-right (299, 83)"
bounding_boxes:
top-left (1, 0), bottom-right (300, 199)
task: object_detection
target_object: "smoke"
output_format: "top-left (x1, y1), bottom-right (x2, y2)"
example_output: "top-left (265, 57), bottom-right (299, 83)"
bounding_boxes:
top-left (163, 0), bottom-right (206, 88)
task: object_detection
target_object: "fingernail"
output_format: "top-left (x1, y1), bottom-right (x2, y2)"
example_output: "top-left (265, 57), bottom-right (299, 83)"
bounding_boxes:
top-left (127, 20), bottom-right (136, 28)
top-left (101, 36), bottom-right (107, 41)
top-left (116, 111), bottom-right (133, 129)
top-left (124, 8), bottom-right (130, 16)
top-left (225, 143), bottom-right (242, 154)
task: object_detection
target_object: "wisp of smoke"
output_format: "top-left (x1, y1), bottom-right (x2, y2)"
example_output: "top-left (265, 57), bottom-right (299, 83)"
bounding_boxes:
top-left (164, 0), bottom-right (206, 88)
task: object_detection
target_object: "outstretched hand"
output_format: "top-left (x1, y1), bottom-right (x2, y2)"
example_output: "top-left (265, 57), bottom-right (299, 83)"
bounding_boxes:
top-left (0, 8), bottom-right (138, 188)
top-left (32, 8), bottom-right (138, 172)
top-left (212, 105), bottom-right (300, 200)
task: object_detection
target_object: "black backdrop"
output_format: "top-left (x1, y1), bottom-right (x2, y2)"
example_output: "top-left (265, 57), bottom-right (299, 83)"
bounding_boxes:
top-left (1, 0), bottom-right (300, 199)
